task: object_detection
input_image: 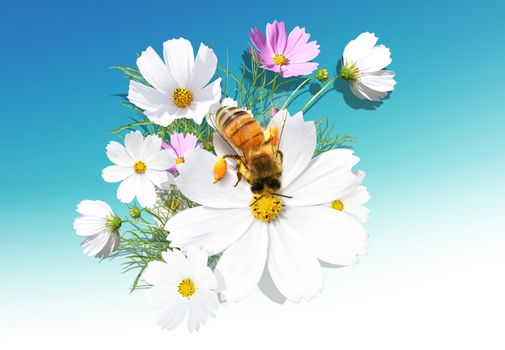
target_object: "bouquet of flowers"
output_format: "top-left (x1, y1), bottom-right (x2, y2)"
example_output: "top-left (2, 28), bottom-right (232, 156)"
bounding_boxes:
top-left (73, 20), bottom-right (396, 332)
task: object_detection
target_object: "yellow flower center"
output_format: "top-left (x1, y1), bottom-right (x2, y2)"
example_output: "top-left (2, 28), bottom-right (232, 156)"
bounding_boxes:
top-left (176, 157), bottom-right (185, 164)
top-left (331, 199), bottom-right (344, 211)
top-left (178, 278), bottom-right (196, 298)
top-left (250, 194), bottom-right (282, 222)
top-left (272, 53), bottom-right (288, 66)
top-left (173, 88), bottom-right (193, 108)
top-left (133, 161), bottom-right (147, 174)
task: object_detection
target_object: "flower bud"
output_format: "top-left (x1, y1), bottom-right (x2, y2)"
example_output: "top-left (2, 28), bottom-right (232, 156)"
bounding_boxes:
top-left (129, 207), bottom-right (141, 219)
top-left (316, 68), bottom-right (329, 82)
top-left (268, 107), bottom-right (280, 118)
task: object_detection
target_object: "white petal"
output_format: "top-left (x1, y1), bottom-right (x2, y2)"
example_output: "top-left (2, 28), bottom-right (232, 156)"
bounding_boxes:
top-left (356, 45), bottom-right (392, 73)
top-left (127, 80), bottom-right (169, 111)
top-left (284, 149), bottom-right (361, 206)
top-left (341, 181), bottom-right (370, 223)
top-left (268, 110), bottom-right (316, 187)
top-left (146, 285), bottom-right (179, 309)
top-left (175, 148), bottom-right (251, 208)
top-left (166, 206), bottom-right (253, 255)
top-left (163, 38), bottom-right (194, 87)
top-left (136, 175), bottom-right (157, 208)
top-left (117, 173), bottom-right (140, 204)
top-left (282, 206), bottom-right (367, 265)
top-left (343, 32), bottom-right (378, 65)
top-left (197, 288), bottom-right (219, 316)
top-left (157, 297), bottom-right (188, 331)
top-left (73, 216), bottom-right (106, 236)
top-left (351, 81), bottom-right (388, 101)
top-left (144, 260), bottom-right (183, 287)
top-left (146, 149), bottom-right (174, 171)
top-left (267, 219), bottom-right (323, 303)
top-left (106, 141), bottom-right (134, 167)
top-left (76, 200), bottom-right (112, 217)
top-left (141, 134), bottom-right (162, 159)
top-left (189, 43), bottom-right (218, 91)
top-left (136, 46), bottom-right (175, 93)
top-left (192, 78), bottom-right (222, 124)
top-left (187, 295), bottom-right (208, 332)
top-left (186, 247), bottom-right (217, 290)
top-left (359, 70), bottom-right (396, 92)
top-left (144, 106), bottom-right (177, 127)
top-left (80, 232), bottom-right (111, 257)
top-left (102, 165), bottom-right (134, 183)
top-left (161, 249), bottom-right (190, 276)
top-left (215, 220), bottom-right (268, 301)
top-left (124, 131), bottom-right (144, 161)
top-left (95, 233), bottom-right (119, 259)
top-left (145, 169), bottom-right (172, 190)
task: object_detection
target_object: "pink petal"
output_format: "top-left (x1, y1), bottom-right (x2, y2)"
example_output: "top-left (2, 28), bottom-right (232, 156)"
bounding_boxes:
top-left (282, 62), bottom-right (319, 77)
top-left (286, 41), bottom-right (320, 64)
top-left (169, 133), bottom-right (198, 158)
top-left (266, 20), bottom-right (287, 55)
top-left (249, 27), bottom-right (266, 53)
top-left (284, 26), bottom-right (310, 56)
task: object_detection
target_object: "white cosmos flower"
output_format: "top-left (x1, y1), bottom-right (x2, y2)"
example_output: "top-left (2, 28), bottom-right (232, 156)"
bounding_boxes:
top-left (73, 200), bottom-right (121, 258)
top-left (165, 110), bottom-right (368, 303)
top-left (102, 131), bottom-right (175, 208)
top-left (341, 32), bottom-right (396, 101)
top-left (325, 171), bottom-right (370, 224)
top-left (127, 38), bottom-right (222, 127)
top-left (143, 247), bottom-right (219, 332)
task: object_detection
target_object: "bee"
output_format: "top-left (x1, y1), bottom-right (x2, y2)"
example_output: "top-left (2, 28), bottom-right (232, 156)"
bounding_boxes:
top-left (211, 106), bottom-right (285, 194)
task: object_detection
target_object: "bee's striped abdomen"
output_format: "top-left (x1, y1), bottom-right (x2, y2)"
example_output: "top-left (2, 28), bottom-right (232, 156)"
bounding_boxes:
top-left (216, 106), bottom-right (264, 151)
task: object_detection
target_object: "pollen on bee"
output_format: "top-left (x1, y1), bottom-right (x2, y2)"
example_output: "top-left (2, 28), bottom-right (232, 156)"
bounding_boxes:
top-left (213, 157), bottom-right (227, 183)
top-left (269, 127), bottom-right (280, 146)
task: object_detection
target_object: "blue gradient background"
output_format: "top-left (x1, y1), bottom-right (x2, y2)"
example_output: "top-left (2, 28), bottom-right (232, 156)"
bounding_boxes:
top-left (2, 0), bottom-right (504, 348)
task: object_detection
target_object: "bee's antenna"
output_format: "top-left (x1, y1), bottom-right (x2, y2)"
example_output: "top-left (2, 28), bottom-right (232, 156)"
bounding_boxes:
top-left (249, 194), bottom-right (264, 207)
top-left (272, 193), bottom-right (293, 199)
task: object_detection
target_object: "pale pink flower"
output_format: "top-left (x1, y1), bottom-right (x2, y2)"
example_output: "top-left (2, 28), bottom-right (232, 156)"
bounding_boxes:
top-left (249, 20), bottom-right (320, 78)
top-left (162, 133), bottom-right (199, 174)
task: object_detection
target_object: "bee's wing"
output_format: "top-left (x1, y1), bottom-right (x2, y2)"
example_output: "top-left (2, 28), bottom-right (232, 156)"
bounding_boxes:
top-left (207, 109), bottom-right (245, 160)
top-left (212, 131), bottom-right (244, 158)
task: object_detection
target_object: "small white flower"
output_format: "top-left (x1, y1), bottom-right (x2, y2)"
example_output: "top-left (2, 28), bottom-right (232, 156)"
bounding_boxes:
top-left (73, 200), bottom-right (121, 258)
top-left (326, 171), bottom-right (370, 224)
top-left (127, 38), bottom-right (222, 127)
top-left (102, 131), bottom-right (174, 208)
top-left (341, 32), bottom-right (396, 101)
top-left (166, 110), bottom-right (368, 303)
top-left (143, 247), bottom-right (219, 332)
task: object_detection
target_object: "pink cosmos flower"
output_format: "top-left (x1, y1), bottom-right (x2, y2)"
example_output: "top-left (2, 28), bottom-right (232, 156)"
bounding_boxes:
top-left (249, 20), bottom-right (320, 78)
top-left (161, 133), bottom-right (199, 174)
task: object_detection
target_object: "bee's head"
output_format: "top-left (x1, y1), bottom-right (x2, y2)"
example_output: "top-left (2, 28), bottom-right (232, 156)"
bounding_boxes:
top-left (250, 176), bottom-right (281, 194)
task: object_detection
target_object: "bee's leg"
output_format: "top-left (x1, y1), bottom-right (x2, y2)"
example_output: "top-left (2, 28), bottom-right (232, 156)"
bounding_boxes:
top-left (277, 150), bottom-right (284, 163)
top-left (213, 154), bottom-right (241, 184)
top-left (234, 170), bottom-right (242, 187)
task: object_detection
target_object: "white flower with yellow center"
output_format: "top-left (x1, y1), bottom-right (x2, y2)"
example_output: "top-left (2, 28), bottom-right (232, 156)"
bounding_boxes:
top-left (165, 110), bottom-right (368, 303)
top-left (102, 131), bottom-right (175, 208)
top-left (341, 32), bottom-right (396, 101)
top-left (143, 247), bottom-right (219, 332)
top-left (73, 200), bottom-right (121, 258)
top-left (127, 38), bottom-right (222, 127)
top-left (326, 171), bottom-right (370, 224)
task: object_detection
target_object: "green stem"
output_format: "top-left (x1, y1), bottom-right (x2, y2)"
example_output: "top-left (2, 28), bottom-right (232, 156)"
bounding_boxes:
top-left (110, 120), bottom-right (153, 134)
top-left (301, 75), bottom-right (341, 112)
top-left (281, 76), bottom-right (314, 110)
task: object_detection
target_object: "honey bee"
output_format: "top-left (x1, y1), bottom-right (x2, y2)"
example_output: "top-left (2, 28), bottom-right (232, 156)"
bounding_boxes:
top-left (211, 106), bottom-right (285, 194)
